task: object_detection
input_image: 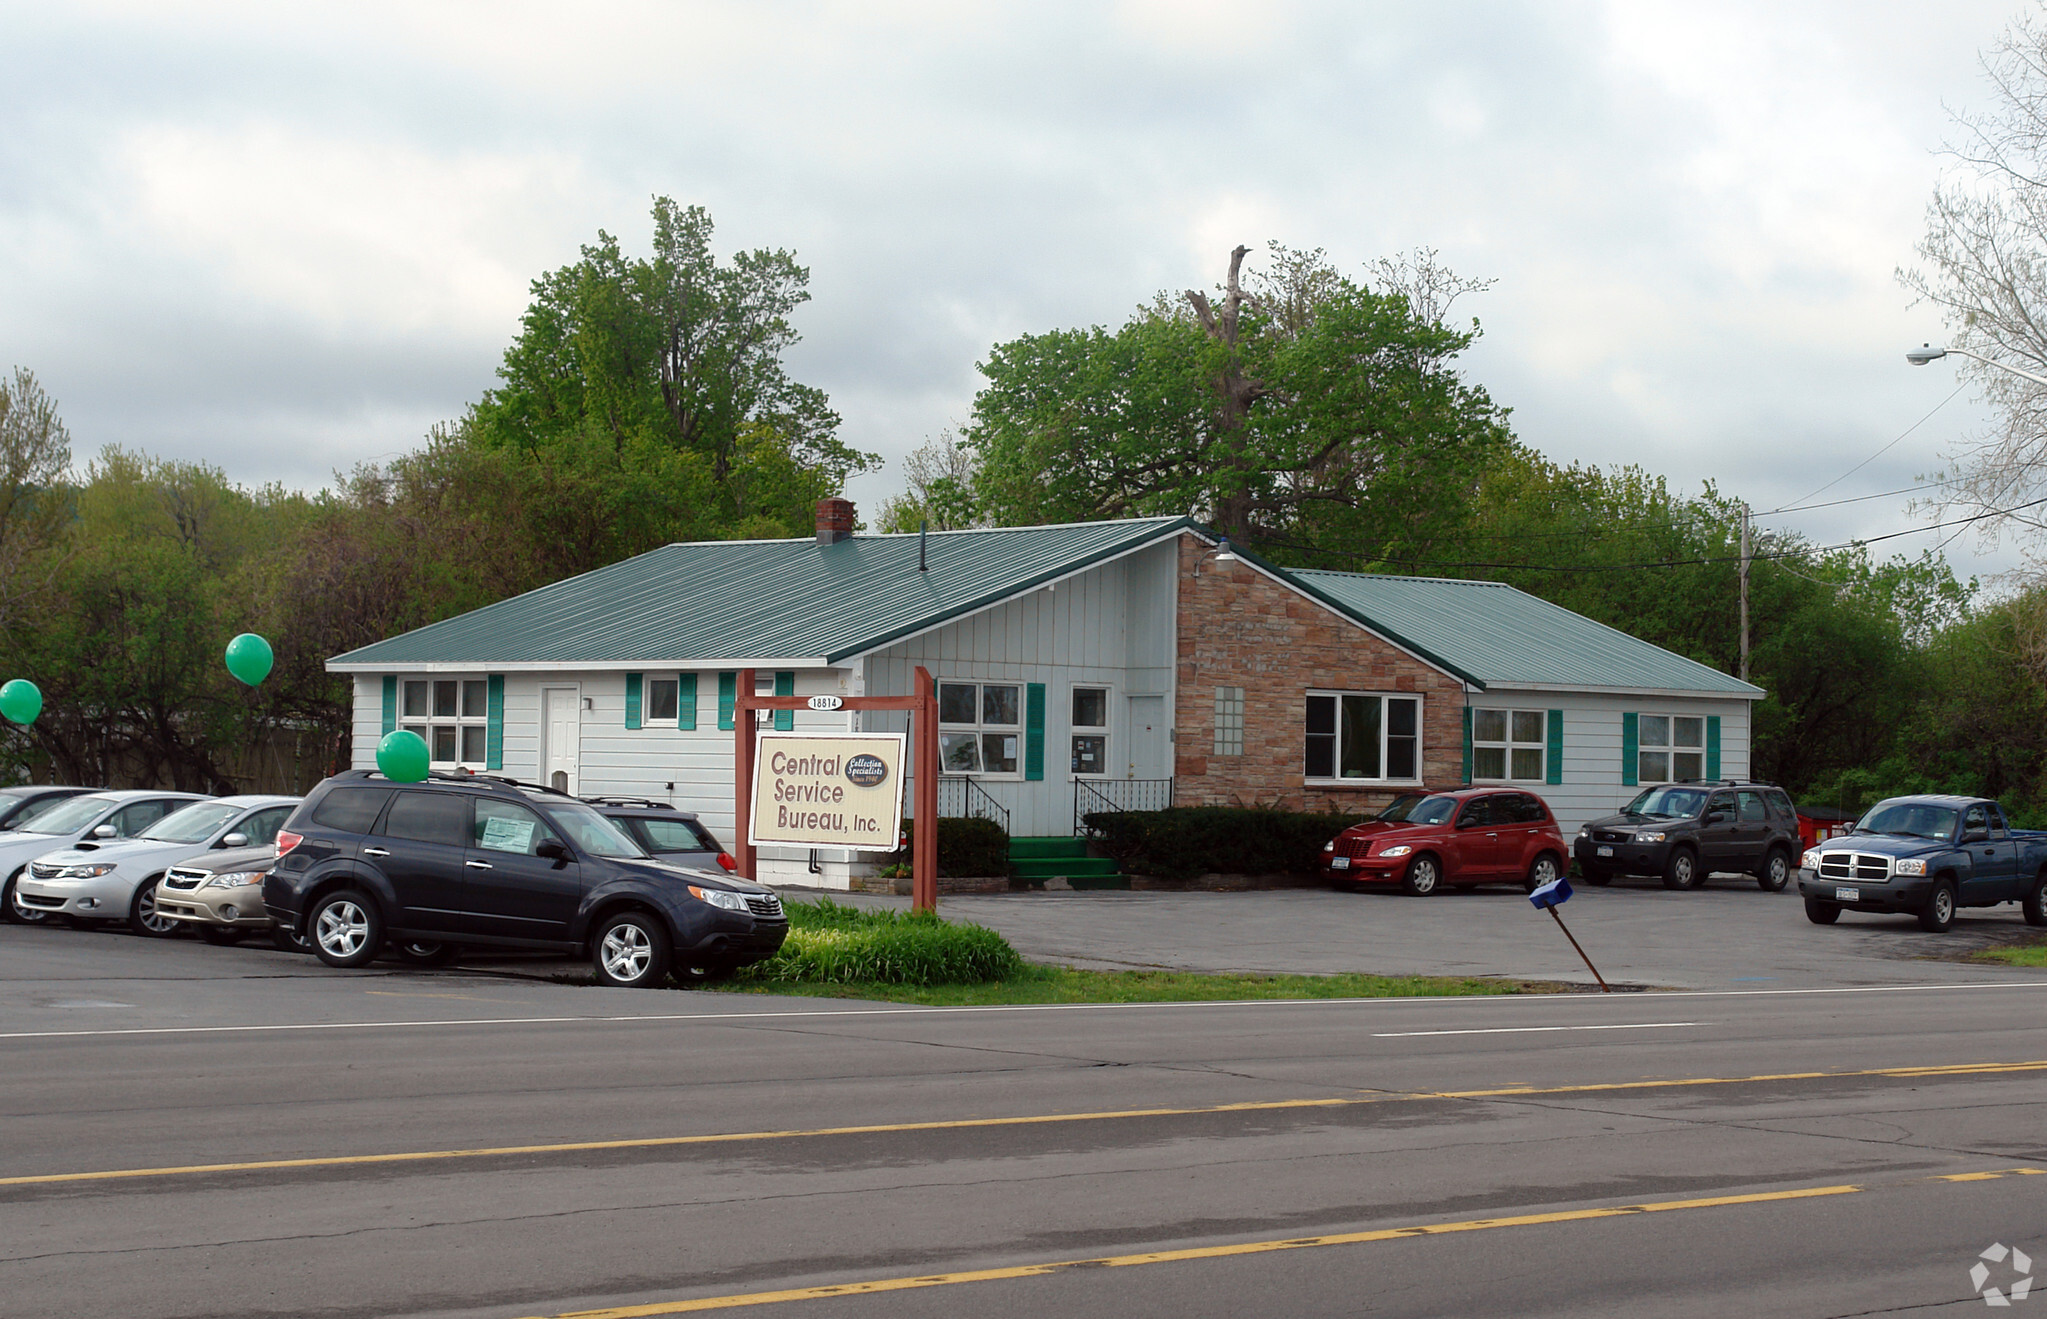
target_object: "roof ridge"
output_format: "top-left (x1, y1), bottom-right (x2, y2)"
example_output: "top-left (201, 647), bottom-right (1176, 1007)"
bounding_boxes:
top-left (1296, 568), bottom-right (1512, 588)
top-left (653, 514), bottom-right (1190, 550)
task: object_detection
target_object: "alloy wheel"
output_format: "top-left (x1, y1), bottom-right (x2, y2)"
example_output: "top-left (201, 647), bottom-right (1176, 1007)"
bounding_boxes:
top-left (1527, 855), bottom-right (1559, 892)
top-left (316, 901), bottom-right (370, 958)
top-left (600, 923), bottom-right (653, 982)
top-left (133, 886), bottom-right (178, 936)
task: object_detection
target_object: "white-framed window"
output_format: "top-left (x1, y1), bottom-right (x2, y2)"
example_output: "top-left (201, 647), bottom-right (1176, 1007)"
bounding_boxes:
top-left (401, 677), bottom-right (489, 768)
top-left (1305, 691), bottom-right (1421, 783)
top-left (1638, 714), bottom-right (1706, 784)
top-left (646, 675), bottom-right (680, 724)
top-left (1071, 686), bottom-right (1109, 777)
top-left (1213, 686), bottom-right (1245, 756)
top-left (1473, 709), bottom-right (1546, 782)
top-left (939, 680), bottom-right (1022, 776)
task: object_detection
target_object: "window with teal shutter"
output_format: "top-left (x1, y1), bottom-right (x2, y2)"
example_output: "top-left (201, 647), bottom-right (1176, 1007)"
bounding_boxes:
top-left (774, 671), bottom-right (795, 731)
top-left (718, 673), bottom-right (736, 730)
top-left (381, 676), bottom-right (397, 735)
top-left (1621, 712), bottom-right (1639, 787)
top-left (1546, 709), bottom-right (1564, 786)
top-left (486, 675), bottom-right (504, 770)
top-left (1706, 715), bottom-right (1722, 780)
top-left (625, 673), bottom-right (643, 730)
top-left (677, 673), bottom-right (698, 730)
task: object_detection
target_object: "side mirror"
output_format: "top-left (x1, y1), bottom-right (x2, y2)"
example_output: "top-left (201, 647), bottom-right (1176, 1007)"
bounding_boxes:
top-left (536, 839), bottom-right (570, 862)
top-left (1456, 817), bottom-right (1480, 830)
top-left (1963, 828), bottom-right (1989, 844)
top-left (220, 832), bottom-right (249, 849)
top-left (92, 823), bottom-right (117, 838)
top-left (1705, 810), bottom-right (1728, 824)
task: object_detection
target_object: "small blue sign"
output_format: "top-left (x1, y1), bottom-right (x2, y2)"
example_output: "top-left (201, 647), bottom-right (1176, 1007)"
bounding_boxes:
top-left (1529, 876), bottom-right (1573, 910)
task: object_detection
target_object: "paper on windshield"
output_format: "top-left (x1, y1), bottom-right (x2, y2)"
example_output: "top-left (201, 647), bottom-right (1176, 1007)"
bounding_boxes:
top-left (479, 816), bottom-right (536, 853)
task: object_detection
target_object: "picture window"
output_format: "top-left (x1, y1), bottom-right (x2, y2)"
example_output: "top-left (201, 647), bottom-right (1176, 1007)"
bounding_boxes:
top-left (939, 681), bottom-right (1022, 776)
top-left (647, 677), bottom-right (680, 723)
top-left (1305, 692), bottom-right (1419, 783)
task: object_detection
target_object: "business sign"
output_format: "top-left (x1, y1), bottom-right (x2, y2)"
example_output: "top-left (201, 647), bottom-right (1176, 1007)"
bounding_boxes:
top-left (748, 732), bottom-right (906, 851)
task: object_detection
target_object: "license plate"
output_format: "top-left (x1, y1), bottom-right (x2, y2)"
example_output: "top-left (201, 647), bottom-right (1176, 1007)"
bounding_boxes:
top-left (1835, 887), bottom-right (1859, 903)
top-left (1330, 856), bottom-right (1349, 870)
top-left (1596, 846), bottom-right (1614, 857)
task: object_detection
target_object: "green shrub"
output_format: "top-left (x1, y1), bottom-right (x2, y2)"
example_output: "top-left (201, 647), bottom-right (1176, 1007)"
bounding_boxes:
top-left (892, 816), bottom-right (1011, 877)
top-left (1082, 806), bottom-right (1369, 880)
top-left (743, 897), bottom-right (1023, 985)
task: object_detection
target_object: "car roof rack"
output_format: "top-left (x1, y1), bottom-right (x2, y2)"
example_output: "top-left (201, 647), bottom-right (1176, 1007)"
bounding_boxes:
top-left (339, 768), bottom-right (585, 801)
top-left (582, 797), bottom-right (698, 815)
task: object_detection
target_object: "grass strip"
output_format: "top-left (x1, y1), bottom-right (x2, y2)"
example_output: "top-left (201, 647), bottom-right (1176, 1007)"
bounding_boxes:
top-left (1973, 943), bottom-right (2047, 968)
top-left (714, 963), bottom-right (1543, 1006)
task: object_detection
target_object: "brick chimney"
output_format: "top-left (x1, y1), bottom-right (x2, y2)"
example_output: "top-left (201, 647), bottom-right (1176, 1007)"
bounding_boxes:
top-left (815, 497), bottom-right (855, 546)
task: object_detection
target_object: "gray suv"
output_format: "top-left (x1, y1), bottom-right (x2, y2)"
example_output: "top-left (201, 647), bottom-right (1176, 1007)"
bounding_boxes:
top-left (1573, 781), bottom-right (1803, 891)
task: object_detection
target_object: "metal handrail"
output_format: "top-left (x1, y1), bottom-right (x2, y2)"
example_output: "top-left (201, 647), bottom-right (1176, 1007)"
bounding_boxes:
top-left (937, 776), bottom-right (1011, 834)
top-left (1074, 778), bottom-right (1174, 835)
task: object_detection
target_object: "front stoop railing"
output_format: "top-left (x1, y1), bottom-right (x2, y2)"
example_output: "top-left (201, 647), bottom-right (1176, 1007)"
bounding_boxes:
top-left (937, 776), bottom-right (1011, 834)
top-left (1073, 778), bottom-right (1174, 836)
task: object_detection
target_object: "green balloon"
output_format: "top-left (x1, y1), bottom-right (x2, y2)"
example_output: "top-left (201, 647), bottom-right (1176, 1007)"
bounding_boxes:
top-left (224, 633), bottom-right (274, 687)
top-left (376, 729), bottom-right (432, 783)
top-left (0, 679), bottom-right (40, 725)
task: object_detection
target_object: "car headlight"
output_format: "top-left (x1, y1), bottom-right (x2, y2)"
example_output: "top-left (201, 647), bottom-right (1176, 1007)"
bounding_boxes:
top-left (1635, 832), bottom-right (1665, 844)
top-left (1577, 828), bottom-right (1589, 838)
top-left (52, 863), bottom-right (116, 879)
top-left (202, 871), bottom-right (264, 889)
top-left (1378, 845), bottom-right (1413, 858)
top-left (1322, 841), bottom-right (1335, 852)
top-left (689, 885), bottom-right (749, 912)
top-left (1893, 858), bottom-right (1928, 876)
top-left (1801, 851), bottom-right (1820, 870)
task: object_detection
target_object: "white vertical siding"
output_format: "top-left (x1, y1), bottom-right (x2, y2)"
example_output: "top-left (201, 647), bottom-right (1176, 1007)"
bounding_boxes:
top-left (864, 539), bottom-right (1179, 837)
top-left (1472, 689), bottom-right (1753, 836)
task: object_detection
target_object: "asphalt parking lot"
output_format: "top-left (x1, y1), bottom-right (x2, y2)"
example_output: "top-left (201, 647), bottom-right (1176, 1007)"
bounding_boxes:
top-left (827, 873), bottom-right (2046, 991)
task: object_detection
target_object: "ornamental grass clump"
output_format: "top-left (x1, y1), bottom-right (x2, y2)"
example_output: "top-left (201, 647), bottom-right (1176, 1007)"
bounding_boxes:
top-left (742, 898), bottom-right (1024, 986)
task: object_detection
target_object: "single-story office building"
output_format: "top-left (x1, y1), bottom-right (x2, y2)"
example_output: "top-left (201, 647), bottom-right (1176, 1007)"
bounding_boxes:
top-left (328, 502), bottom-right (1765, 887)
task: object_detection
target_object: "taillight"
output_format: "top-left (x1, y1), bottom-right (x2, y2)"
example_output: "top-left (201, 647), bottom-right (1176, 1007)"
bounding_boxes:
top-left (716, 852), bottom-right (737, 872)
top-left (274, 830), bottom-right (303, 858)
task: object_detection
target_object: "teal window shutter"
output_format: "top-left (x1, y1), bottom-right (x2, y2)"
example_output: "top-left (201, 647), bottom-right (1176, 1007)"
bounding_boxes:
top-left (677, 673), bottom-right (698, 730)
top-left (381, 676), bottom-right (397, 735)
top-left (718, 672), bottom-right (736, 730)
top-left (1461, 706), bottom-right (1473, 784)
top-left (486, 675), bottom-right (505, 770)
top-left (1024, 683), bottom-right (1046, 780)
top-left (774, 671), bottom-right (795, 731)
top-left (1706, 715), bottom-right (1722, 780)
top-left (625, 673), bottom-right (643, 730)
top-left (1546, 709), bottom-right (1564, 786)
top-left (1621, 712), bottom-right (1639, 787)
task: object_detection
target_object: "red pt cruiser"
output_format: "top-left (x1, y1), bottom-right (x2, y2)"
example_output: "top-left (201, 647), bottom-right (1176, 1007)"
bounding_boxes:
top-left (1322, 788), bottom-right (1569, 895)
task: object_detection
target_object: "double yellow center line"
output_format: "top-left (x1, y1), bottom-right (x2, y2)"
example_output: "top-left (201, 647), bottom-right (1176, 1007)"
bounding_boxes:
top-left (524, 1169), bottom-right (2047, 1318)
top-left (6, 1056), bottom-right (2045, 1191)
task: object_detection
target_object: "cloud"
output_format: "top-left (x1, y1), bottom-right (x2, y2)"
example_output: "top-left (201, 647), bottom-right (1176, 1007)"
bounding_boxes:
top-left (0, 0), bottom-right (2029, 577)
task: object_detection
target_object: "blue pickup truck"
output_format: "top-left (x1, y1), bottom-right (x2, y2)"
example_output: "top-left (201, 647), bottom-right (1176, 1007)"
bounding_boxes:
top-left (1798, 794), bottom-right (2047, 932)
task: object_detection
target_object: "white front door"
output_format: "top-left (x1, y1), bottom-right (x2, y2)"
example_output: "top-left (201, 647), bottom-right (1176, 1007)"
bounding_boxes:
top-left (1127, 695), bottom-right (1167, 779)
top-left (543, 686), bottom-right (580, 794)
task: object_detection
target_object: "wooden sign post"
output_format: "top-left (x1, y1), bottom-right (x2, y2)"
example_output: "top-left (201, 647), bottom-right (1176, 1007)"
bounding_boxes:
top-left (734, 666), bottom-right (941, 913)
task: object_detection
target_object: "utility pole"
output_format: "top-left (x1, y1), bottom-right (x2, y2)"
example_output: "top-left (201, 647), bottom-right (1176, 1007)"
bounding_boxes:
top-left (1738, 501), bottom-right (1751, 684)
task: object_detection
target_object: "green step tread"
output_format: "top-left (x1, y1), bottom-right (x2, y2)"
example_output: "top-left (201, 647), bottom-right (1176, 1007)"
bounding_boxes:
top-left (1011, 857), bottom-right (1120, 878)
top-left (1008, 837), bottom-right (1091, 859)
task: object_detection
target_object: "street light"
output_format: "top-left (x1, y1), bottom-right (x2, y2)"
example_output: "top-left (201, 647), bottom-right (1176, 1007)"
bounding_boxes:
top-left (1906, 342), bottom-right (2047, 387)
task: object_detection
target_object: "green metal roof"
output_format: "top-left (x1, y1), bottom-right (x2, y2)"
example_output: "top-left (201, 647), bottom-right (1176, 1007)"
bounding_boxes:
top-left (328, 517), bottom-right (1196, 670)
top-left (1293, 569), bottom-right (1764, 696)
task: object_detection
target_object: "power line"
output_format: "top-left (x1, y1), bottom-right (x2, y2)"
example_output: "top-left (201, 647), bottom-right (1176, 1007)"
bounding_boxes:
top-left (1770, 381), bottom-right (1967, 511)
top-left (1351, 495), bottom-right (2047, 575)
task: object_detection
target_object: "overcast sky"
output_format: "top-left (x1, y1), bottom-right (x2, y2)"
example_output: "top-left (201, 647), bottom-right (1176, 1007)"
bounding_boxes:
top-left (0, 0), bottom-right (2034, 584)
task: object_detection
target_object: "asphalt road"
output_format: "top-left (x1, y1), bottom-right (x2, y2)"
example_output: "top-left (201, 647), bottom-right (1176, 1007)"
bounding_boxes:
top-left (5, 920), bottom-right (2047, 1318)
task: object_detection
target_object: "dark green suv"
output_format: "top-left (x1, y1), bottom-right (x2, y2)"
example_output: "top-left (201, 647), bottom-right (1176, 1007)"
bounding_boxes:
top-left (1573, 781), bottom-right (1802, 892)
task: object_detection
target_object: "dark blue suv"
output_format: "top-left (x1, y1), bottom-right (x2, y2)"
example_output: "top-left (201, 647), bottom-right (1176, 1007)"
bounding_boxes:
top-left (263, 771), bottom-right (787, 988)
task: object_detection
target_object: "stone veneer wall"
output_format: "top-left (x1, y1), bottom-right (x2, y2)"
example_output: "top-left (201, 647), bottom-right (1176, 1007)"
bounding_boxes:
top-left (1173, 534), bottom-right (1469, 813)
